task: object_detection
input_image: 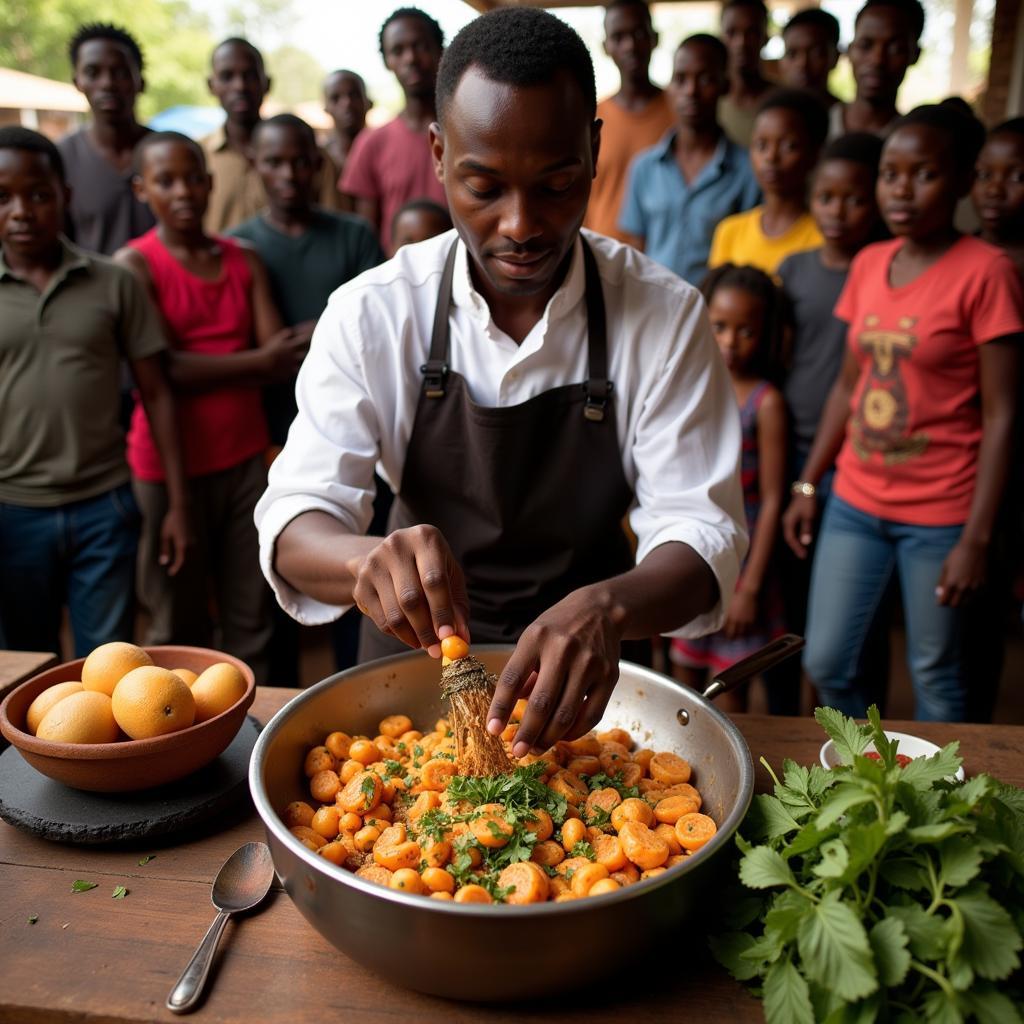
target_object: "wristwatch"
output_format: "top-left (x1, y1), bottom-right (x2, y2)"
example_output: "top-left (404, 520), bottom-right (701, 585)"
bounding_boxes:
top-left (791, 481), bottom-right (817, 497)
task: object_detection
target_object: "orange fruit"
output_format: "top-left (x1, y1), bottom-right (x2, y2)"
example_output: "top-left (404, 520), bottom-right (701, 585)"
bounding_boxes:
top-left (190, 663), bottom-right (247, 723)
top-left (36, 690), bottom-right (119, 744)
top-left (170, 668), bottom-right (198, 686)
top-left (81, 642), bottom-right (153, 697)
top-left (26, 681), bottom-right (84, 735)
top-left (111, 667), bottom-right (196, 739)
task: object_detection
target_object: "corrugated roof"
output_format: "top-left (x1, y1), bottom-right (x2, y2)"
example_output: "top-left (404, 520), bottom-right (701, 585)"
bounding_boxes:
top-left (0, 67), bottom-right (89, 113)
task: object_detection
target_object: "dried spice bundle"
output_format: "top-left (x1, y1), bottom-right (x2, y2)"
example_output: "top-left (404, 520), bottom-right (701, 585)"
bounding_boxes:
top-left (440, 653), bottom-right (513, 778)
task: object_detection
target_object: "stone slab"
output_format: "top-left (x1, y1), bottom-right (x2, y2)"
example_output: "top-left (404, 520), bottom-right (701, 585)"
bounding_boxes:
top-left (0, 716), bottom-right (259, 845)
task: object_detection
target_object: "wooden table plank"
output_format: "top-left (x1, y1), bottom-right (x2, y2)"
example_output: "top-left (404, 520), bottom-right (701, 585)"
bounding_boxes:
top-left (2, 687), bottom-right (1022, 1024)
top-left (0, 650), bottom-right (57, 701)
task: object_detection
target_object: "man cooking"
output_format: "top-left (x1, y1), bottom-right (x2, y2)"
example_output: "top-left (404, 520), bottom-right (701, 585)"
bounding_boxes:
top-left (254, 8), bottom-right (746, 758)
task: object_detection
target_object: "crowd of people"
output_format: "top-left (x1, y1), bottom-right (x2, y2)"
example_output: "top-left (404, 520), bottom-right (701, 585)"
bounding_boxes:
top-left (1, 0), bottom-right (1022, 727)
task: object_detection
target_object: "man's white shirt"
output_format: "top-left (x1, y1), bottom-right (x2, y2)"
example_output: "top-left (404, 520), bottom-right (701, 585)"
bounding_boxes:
top-left (254, 228), bottom-right (748, 637)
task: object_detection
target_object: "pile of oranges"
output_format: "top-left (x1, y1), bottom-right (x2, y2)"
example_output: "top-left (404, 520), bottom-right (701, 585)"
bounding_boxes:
top-left (24, 642), bottom-right (247, 743)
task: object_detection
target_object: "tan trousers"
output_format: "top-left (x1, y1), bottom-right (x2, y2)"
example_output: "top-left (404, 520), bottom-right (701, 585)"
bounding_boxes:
top-left (133, 455), bottom-right (272, 683)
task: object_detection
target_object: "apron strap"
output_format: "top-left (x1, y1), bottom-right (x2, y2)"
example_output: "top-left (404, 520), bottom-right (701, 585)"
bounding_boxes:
top-left (580, 239), bottom-right (612, 423)
top-left (421, 236), bottom-right (612, 421)
top-left (421, 240), bottom-right (459, 399)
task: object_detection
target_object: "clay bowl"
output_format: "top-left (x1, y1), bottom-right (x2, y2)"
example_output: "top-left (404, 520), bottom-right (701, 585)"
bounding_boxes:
top-left (0, 646), bottom-right (255, 793)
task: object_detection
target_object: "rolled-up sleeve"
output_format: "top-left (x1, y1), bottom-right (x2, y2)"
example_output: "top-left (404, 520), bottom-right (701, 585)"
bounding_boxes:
top-left (253, 300), bottom-right (382, 625)
top-left (627, 289), bottom-right (748, 637)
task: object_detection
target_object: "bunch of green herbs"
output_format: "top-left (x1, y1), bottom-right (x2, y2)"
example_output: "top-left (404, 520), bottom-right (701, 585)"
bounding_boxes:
top-left (710, 705), bottom-right (1024, 1024)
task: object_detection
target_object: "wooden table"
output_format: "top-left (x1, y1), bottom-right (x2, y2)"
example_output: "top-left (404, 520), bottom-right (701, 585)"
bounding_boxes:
top-left (2, 689), bottom-right (1022, 1024)
top-left (0, 650), bottom-right (57, 701)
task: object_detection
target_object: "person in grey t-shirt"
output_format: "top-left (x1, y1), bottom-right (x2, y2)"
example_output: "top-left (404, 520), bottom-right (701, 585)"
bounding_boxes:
top-left (57, 23), bottom-right (155, 255)
top-left (779, 133), bottom-right (885, 479)
top-left (770, 132), bottom-right (885, 715)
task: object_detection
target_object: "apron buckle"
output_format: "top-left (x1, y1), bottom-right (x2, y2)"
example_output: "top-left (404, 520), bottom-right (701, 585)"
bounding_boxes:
top-left (421, 360), bottom-right (449, 399)
top-left (583, 379), bottom-right (612, 422)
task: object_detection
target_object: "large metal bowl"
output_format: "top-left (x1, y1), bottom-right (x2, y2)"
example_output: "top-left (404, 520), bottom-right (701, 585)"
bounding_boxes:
top-left (249, 646), bottom-right (754, 1001)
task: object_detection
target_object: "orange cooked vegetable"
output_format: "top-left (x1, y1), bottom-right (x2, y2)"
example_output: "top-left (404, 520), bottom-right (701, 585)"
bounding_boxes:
top-left (284, 709), bottom-right (716, 905)
top-left (617, 821), bottom-right (670, 871)
top-left (454, 884), bottom-right (493, 904)
top-left (649, 751), bottom-right (692, 786)
top-left (498, 861), bottom-right (550, 904)
top-left (440, 635), bottom-right (470, 661)
top-left (675, 812), bottom-right (717, 852)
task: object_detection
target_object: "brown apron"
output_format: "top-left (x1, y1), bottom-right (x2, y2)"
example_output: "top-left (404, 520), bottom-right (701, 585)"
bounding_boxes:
top-left (358, 238), bottom-right (636, 663)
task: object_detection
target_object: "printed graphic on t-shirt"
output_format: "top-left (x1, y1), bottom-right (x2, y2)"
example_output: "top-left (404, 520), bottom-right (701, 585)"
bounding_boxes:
top-left (851, 314), bottom-right (929, 463)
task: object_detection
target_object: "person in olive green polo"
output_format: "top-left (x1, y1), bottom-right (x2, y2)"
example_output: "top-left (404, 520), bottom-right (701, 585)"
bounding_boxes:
top-left (0, 126), bottom-right (189, 657)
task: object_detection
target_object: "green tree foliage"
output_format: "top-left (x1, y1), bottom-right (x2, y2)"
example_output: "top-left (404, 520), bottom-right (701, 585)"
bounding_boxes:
top-left (1, 0), bottom-right (216, 120)
top-left (265, 44), bottom-right (325, 109)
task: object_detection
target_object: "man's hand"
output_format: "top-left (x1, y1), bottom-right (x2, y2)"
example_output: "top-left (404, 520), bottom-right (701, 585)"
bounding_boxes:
top-left (485, 587), bottom-right (623, 758)
top-left (159, 505), bottom-right (192, 577)
top-left (352, 525), bottom-right (470, 657)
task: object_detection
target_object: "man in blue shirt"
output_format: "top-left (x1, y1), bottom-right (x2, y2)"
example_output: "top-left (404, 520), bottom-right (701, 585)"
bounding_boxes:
top-left (619, 34), bottom-right (760, 284)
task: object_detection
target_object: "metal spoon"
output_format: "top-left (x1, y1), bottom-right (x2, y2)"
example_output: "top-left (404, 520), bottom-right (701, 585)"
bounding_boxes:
top-left (166, 841), bottom-right (276, 1015)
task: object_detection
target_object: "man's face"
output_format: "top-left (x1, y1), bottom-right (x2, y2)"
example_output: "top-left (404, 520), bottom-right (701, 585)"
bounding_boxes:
top-left (848, 7), bottom-right (919, 104)
top-left (431, 67), bottom-right (598, 300)
top-left (323, 72), bottom-right (370, 135)
top-left (73, 39), bottom-right (143, 123)
top-left (668, 43), bottom-right (728, 128)
top-left (381, 16), bottom-right (442, 100)
top-left (721, 5), bottom-right (766, 75)
top-left (254, 125), bottom-right (319, 214)
top-left (0, 150), bottom-right (68, 260)
top-left (603, 4), bottom-right (657, 83)
top-left (780, 24), bottom-right (837, 94)
top-left (208, 42), bottom-right (269, 124)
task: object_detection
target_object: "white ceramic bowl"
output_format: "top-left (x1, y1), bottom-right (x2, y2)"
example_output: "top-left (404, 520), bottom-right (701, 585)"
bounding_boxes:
top-left (819, 729), bottom-right (965, 782)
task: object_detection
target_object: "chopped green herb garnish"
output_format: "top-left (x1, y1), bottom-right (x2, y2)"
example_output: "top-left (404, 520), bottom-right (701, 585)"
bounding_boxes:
top-left (583, 771), bottom-right (640, 801)
top-left (565, 867), bottom-right (576, 882)
top-left (137, 854), bottom-right (155, 866)
top-left (570, 840), bottom-right (596, 861)
top-left (111, 885), bottom-right (128, 900)
top-left (383, 759), bottom-right (404, 779)
top-left (360, 775), bottom-right (376, 801)
top-left (435, 751), bottom-right (455, 761)
top-left (396, 741), bottom-right (407, 753)
top-left (403, 775), bottom-right (415, 789)
top-left (585, 806), bottom-right (612, 828)
top-left (28, 914), bottom-right (38, 924)
top-left (416, 807), bottom-right (455, 844)
top-left (71, 880), bottom-right (97, 893)
top-left (413, 745), bottom-right (424, 760)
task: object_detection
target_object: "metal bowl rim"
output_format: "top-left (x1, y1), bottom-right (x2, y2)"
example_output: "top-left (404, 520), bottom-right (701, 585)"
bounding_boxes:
top-left (249, 645), bottom-right (754, 917)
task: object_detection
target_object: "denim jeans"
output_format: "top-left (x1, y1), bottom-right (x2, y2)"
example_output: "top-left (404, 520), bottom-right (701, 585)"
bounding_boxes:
top-left (803, 495), bottom-right (965, 722)
top-left (0, 483), bottom-right (140, 657)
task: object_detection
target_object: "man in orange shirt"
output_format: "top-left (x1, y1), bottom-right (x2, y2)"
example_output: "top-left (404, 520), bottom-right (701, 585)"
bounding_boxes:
top-left (583, 0), bottom-right (673, 243)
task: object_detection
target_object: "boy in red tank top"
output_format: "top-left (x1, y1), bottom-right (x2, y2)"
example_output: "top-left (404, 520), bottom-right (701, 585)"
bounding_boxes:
top-left (115, 132), bottom-right (309, 681)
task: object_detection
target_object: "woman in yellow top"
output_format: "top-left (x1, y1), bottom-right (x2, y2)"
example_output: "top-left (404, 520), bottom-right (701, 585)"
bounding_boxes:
top-left (710, 89), bottom-right (827, 275)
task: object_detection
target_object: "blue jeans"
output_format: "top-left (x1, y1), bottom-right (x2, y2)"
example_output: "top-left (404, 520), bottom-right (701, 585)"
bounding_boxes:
top-left (0, 483), bottom-right (140, 658)
top-left (804, 495), bottom-right (965, 722)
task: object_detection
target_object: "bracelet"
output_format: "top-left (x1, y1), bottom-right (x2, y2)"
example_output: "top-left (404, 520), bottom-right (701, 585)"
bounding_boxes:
top-left (791, 481), bottom-right (817, 497)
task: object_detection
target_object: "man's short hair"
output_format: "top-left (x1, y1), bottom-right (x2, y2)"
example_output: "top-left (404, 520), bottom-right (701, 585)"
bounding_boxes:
top-left (604, 0), bottom-right (653, 25)
top-left (253, 113), bottom-right (317, 148)
top-left (757, 88), bottom-right (830, 149)
top-left (436, 8), bottom-right (596, 125)
top-left (324, 69), bottom-right (368, 98)
top-left (991, 116), bottom-right (1024, 140)
top-left (783, 8), bottom-right (841, 48)
top-left (855, 0), bottom-right (926, 44)
top-left (391, 199), bottom-right (453, 238)
top-left (679, 33), bottom-right (729, 74)
top-left (378, 7), bottom-right (445, 59)
top-left (0, 126), bottom-right (66, 183)
top-left (211, 37), bottom-right (266, 71)
top-left (132, 131), bottom-right (206, 176)
top-left (68, 22), bottom-right (144, 73)
top-left (721, 0), bottom-right (769, 25)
